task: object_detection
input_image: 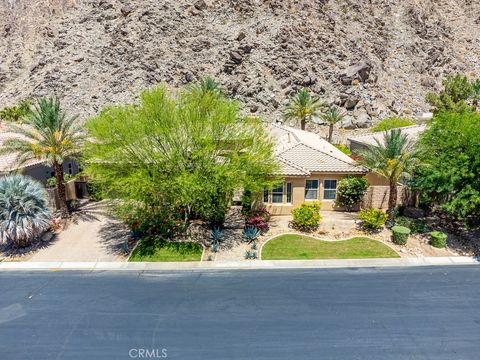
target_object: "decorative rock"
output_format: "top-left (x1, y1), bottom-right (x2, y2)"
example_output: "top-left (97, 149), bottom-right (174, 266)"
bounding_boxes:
top-left (194, 0), bottom-right (208, 11)
top-left (120, 6), bottom-right (133, 16)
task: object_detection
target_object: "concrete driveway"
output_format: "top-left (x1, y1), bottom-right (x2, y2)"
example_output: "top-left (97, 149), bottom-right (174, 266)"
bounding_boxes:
top-left (29, 202), bottom-right (129, 262)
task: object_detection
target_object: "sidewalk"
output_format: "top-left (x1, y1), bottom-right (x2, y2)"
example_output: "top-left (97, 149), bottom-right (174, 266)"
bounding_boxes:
top-left (0, 256), bottom-right (478, 271)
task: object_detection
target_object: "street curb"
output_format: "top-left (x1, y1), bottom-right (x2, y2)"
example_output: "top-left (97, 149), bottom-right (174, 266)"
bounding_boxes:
top-left (0, 256), bottom-right (478, 271)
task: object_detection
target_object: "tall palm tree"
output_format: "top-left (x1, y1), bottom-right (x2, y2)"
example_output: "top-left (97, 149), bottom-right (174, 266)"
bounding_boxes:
top-left (358, 129), bottom-right (418, 218)
top-left (0, 175), bottom-right (51, 248)
top-left (0, 97), bottom-right (86, 217)
top-left (321, 105), bottom-right (346, 143)
top-left (284, 89), bottom-right (324, 130)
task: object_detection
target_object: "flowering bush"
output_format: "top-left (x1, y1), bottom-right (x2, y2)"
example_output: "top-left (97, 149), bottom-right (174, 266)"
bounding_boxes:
top-left (359, 208), bottom-right (388, 231)
top-left (245, 207), bottom-right (271, 231)
top-left (291, 202), bottom-right (322, 232)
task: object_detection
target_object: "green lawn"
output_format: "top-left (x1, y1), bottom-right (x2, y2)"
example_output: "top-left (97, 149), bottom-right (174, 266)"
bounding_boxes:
top-left (129, 238), bottom-right (203, 262)
top-left (261, 234), bottom-right (399, 260)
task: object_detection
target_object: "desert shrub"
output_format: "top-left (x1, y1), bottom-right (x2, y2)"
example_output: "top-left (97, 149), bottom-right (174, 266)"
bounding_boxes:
top-left (125, 207), bottom-right (186, 240)
top-left (391, 226), bottom-right (410, 245)
top-left (370, 116), bottom-right (416, 132)
top-left (430, 231), bottom-right (447, 248)
top-left (334, 143), bottom-right (352, 156)
top-left (335, 177), bottom-right (368, 211)
top-left (0, 175), bottom-right (51, 247)
top-left (243, 226), bottom-right (261, 242)
top-left (0, 100), bottom-right (31, 123)
top-left (359, 208), bottom-right (388, 230)
top-left (291, 202), bottom-right (322, 232)
top-left (245, 207), bottom-right (271, 231)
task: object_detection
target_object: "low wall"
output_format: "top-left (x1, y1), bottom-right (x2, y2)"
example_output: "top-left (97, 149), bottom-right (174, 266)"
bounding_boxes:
top-left (363, 185), bottom-right (403, 209)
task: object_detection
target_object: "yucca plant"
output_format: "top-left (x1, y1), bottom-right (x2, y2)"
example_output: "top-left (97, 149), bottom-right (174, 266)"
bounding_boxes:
top-left (284, 89), bottom-right (324, 130)
top-left (196, 77), bottom-right (224, 98)
top-left (243, 226), bottom-right (260, 243)
top-left (0, 175), bottom-right (52, 248)
top-left (0, 97), bottom-right (86, 217)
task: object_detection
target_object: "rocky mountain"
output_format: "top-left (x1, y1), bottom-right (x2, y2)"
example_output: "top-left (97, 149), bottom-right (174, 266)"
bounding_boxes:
top-left (0, 0), bottom-right (479, 132)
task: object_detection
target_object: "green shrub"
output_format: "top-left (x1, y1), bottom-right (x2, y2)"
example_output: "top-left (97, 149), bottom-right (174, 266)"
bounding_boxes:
top-left (291, 202), bottom-right (322, 232)
top-left (391, 226), bottom-right (410, 245)
top-left (430, 231), bottom-right (447, 248)
top-left (86, 179), bottom-right (104, 201)
top-left (334, 143), bottom-right (352, 156)
top-left (125, 207), bottom-right (186, 240)
top-left (370, 116), bottom-right (416, 132)
top-left (395, 216), bottom-right (429, 234)
top-left (335, 177), bottom-right (368, 211)
top-left (46, 177), bottom-right (57, 188)
top-left (358, 209), bottom-right (388, 230)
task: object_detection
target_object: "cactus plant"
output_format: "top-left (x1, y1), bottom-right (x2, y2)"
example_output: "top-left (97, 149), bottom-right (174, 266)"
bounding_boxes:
top-left (243, 226), bottom-right (260, 243)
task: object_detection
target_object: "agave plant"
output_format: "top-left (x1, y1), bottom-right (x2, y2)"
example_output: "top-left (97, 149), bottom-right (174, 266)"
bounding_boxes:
top-left (210, 227), bottom-right (224, 243)
top-left (243, 226), bottom-right (260, 243)
top-left (0, 175), bottom-right (52, 247)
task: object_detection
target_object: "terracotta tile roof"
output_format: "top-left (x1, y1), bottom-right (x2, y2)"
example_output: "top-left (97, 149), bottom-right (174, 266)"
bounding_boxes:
top-left (0, 125), bottom-right (44, 173)
top-left (348, 124), bottom-right (426, 147)
top-left (268, 123), bottom-right (366, 176)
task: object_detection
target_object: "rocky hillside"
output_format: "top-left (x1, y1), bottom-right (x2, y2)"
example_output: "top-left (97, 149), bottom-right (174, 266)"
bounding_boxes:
top-left (0, 0), bottom-right (479, 131)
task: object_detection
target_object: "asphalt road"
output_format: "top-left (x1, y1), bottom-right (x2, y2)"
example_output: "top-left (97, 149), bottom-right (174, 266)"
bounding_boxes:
top-left (0, 266), bottom-right (479, 360)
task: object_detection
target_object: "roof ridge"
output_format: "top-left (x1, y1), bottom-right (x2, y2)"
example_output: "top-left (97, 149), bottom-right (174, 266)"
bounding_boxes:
top-left (270, 123), bottom-right (301, 143)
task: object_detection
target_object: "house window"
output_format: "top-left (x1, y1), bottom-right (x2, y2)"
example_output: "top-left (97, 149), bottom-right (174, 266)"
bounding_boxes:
top-left (263, 189), bottom-right (269, 203)
top-left (272, 184), bottom-right (284, 204)
top-left (286, 182), bottom-right (292, 203)
top-left (67, 162), bottom-right (73, 175)
top-left (323, 180), bottom-right (337, 200)
top-left (305, 180), bottom-right (319, 200)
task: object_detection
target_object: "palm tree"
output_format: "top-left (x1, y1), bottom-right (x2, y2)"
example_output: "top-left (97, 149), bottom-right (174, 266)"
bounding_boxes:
top-left (0, 175), bottom-right (51, 248)
top-left (0, 97), bottom-right (86, 217)
top-left (284, 89), bottom-right (324, 130)
top-left (358, 129), bottom-right (418, 218)
top-left (321, 105), bottom-right (346, 143)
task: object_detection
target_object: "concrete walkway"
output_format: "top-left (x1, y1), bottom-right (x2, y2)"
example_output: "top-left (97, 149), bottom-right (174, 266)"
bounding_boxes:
top-left (1, 256), bottom-right (478, 271)
top-left (28, 202), bottom-right (129, 262)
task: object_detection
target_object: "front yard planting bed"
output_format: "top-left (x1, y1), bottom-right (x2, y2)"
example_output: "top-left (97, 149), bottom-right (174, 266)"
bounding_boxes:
top-left (129, 238), bottom-right (203, 262)
top-left (261, 234), bottom-right (399, 260)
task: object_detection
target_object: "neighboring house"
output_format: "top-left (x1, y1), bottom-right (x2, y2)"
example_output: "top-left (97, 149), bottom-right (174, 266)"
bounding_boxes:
top-left (0, 125), bottom-right (80, 184)
top-left (348, 124), bottom-right (426, 155)
top-left (264, 124), bottom-right (368, 214)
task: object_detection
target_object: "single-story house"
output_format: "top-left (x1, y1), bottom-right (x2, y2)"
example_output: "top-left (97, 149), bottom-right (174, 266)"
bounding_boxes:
top-left (0, 124), bottom-right (80, 184)
top-left (348, 124), bottom-right (426, 155)
top-left (263, 123), bottom-right (398, 214)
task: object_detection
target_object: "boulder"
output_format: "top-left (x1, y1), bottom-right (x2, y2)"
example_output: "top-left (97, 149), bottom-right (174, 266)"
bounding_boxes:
top-left (341, 61), bottom-right (371, 84)
top-left (194, 0), bottom-right (208, 10)
top-left (339, 116), bottom-right (355, 129)
top-left (353, 111), bottom-right (371, 128)
top-left (344, 95), bottom-right (359, 110)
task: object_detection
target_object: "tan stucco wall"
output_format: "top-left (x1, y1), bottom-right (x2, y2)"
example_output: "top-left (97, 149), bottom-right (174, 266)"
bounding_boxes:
top-left (363, 172), bottom-right (403, 209)
top-left (264, 173), bottom-right (356, 214)
top-left (261, 171), bottom-right (404, 215)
